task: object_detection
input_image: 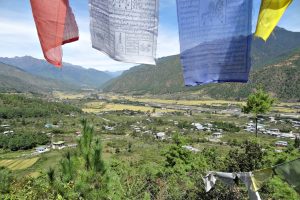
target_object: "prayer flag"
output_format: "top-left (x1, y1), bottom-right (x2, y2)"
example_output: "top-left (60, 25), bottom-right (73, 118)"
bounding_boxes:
top-left (89, 0), bottom-right (159, 65)
top-left (274, 158), bottom-right (300, 194)
top-left (237, 172), bottom-right (262, 200)
top-left (30, 0), bottom-right (79, 67)
top-left (252, 168), bottom-right (273, 191)
top-left (255, 0), bottom-right (293, 41)
top-left (176, 0), bottom-right (253, 86)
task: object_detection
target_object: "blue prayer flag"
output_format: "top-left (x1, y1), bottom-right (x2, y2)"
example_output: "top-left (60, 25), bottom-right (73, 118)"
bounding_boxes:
top-left (176, 0), bottom-right (253, 86)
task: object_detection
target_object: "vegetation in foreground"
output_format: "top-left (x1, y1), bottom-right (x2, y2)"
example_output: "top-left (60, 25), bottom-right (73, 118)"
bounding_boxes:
top-left (0, 93), bottom-right (299, 199)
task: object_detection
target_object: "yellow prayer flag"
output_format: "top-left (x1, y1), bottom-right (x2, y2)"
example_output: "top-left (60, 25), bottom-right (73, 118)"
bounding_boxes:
top-left (255, 0), bottom-right (293, 41)
top-left (251, 168), bottom-right (273, 191)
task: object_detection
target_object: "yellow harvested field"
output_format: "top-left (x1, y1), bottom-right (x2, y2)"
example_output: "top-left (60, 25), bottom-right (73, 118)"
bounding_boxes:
top-left (84, 102), bottom-right (105, 109)
top-left (277, 102), bottom-right (300, 107)
top-left (0, 157), bottom-right (39, 170)
top-left (83, 103), bottom-right (178, 113)
top-left (121, 96), bottom-right (245, 106)
top-left (272, 107), bottom-right (297, 113)
top-left (53, 91), bottom-right (85, 100)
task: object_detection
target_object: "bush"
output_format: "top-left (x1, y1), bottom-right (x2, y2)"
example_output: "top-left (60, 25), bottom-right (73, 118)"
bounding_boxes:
top-left (0, 167), bottom-right (12, 194)
top-left (213, 121), bottom-right (240, 133)
top-left (0, 132), bottom-right (50, 151)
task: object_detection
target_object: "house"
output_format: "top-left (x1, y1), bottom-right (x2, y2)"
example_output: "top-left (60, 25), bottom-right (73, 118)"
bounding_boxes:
top-left (269, 129), bottom-right (280, 136)
top-left (133, 127), bottom-right (141, 132)
top-left (52, 141), bottom-right (66, 149)
top-left (212, 132), bottom-right (223, 139)
top-left (192, 123), bottom-right (204, 130)
top-left (269, 117), bottom-right (276, 123)
top-left (67, 144), bottom-right (78, 148)
top-left (104, 126), bottom-right (114, 131)
top-left (45, 123), bottom-right (59, 129)
top-left (0, 125), bottom-right (10, 129)
top-left (35, 146), bottom-right (50, 154)
top-left (205, 123), bottom-right (213, 128)
top-left (279, 133), bottom-right (295, 139)
top-left (275, 141), bottom-right (288, 147)
top-left (143, 130), bottom-right (152, 134)
top-left (75, 131), bottom-right (82, 137)
top-left (156, 132), bottom-right (166, 140)
top-left (2, 130), bottom-right (14, 135)
top-left (182, 145), bottom-right (200, 153)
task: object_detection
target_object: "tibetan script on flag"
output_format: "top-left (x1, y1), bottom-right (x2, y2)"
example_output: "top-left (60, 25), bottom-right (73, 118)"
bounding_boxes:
top-left (176, 0), bottom-right (253, 86)
top-left (89, 0), bottom-right (159, 65)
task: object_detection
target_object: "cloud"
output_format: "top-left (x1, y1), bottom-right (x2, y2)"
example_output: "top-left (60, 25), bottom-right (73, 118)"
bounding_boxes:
top-left (0, 13), bottom-right (180, 72)
top-left (157, 26), bottom-right (180, 57)
top-left (0, 18), bottom-right (43, 58)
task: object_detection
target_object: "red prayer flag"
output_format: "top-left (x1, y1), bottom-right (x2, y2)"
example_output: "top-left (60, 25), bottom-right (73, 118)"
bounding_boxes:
top-left (30, 0), bottom-right (79, 67)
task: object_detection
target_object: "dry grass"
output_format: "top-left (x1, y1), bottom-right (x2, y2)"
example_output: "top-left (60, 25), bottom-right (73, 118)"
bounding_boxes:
top-left (117, 96), bottom-right (245, 106)
top-left (272, 106), bottom-right (297, 113)
top-left (52, 91), bottom-right (85, 100)
top-left (83, 102), bottom-right (178, 113)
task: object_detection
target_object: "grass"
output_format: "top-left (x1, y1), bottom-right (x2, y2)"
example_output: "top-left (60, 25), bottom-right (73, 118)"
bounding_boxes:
top-left (0, 157), bottom-right (39, 170)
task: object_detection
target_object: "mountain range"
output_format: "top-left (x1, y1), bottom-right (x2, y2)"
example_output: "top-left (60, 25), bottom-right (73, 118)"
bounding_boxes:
top-left (1, 27), bottom-right (300, 100)
top-left (103, 27), bottom-right (300, 100)
top-left (0, 62), bottom-right (75, 93)
top-left (0, 56), bottom-right (113, 89)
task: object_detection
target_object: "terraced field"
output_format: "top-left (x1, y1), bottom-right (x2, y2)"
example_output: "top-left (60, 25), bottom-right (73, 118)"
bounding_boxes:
top-left (0, 157), bottom-right (39, 170)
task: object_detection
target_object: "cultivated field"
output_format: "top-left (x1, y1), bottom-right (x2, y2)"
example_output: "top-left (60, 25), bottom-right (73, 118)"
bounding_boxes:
top-left (83, 102), bottom-right (178, 113)
top-left (0, 157), bottom-right (39, 170)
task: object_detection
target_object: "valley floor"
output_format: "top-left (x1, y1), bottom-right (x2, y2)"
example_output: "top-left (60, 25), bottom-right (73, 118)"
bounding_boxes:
top-left (1, 92), bottom-right (300, 199)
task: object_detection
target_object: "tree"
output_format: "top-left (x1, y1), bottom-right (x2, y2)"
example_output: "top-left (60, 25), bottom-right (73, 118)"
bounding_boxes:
top-left (0, 167), bottom-right (12, 194)
top-left (226, 140), bottom-right (264, 172)
top-left (242, 87), bottom-right (275, 137)
top-left (294, 137), bottom-right (300, 149)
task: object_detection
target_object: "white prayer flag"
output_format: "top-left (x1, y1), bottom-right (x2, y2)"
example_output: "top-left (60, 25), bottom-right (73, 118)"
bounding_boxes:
top-left (89, 0), bottom-right (159, 65)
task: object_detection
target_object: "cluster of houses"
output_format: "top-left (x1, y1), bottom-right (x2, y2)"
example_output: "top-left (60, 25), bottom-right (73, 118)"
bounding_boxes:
top-left (131, 123), bottom-right (171, 140)
top-left (34, 141), bottom-right (78, 154)
top-left (192, 122), bottom-right (223, 133)
top-left (244, 120), bottom-right (299, 140)
top-left (191, 122), bottom-right (224, 140)
top-left (192, 123), bottom-right (210, 131)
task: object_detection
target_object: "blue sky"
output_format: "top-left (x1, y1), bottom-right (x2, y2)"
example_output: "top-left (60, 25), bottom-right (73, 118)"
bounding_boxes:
top-left (0, 0), bottom-right (299, 71)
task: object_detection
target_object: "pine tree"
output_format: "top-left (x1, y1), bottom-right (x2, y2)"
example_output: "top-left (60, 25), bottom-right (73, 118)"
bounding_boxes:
top-left (242, 87), bottom-right (275, 137)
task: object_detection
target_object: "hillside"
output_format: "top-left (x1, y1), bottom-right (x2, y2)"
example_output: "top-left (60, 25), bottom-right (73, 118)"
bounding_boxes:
top-left (252, 27), bottom-right (300, 68)
top-left (102, 55), bottom-right (183, 94)
top-left (103, 28), bottom-right (300, 100)
top-left (104, 52), bottom-right (300, 100)
top-left (200, 53), bottom-right (300, 100)
top-left (0, 56), bottom-right (113, 88)
top-left (0, 62), bottom-right (76, 93)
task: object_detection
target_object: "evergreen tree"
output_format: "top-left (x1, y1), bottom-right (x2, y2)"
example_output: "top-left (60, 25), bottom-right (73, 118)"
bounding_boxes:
top-left (242, 87), bottom-right (275, 137)
top-left (294, 137), bottom-right (300, 148)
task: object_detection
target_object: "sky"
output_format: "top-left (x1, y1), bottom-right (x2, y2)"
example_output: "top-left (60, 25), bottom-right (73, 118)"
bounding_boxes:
top-left (0, 0), bottom-right (300, 72)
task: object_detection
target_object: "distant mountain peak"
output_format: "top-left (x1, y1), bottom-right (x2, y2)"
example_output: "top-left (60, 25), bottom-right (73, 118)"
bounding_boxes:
top-left (0, 56), bottom-right (113, 89)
